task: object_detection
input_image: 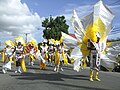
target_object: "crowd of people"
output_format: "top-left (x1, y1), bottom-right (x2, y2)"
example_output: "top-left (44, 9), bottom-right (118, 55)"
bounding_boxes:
top-left (1, 32), bottom-right (104, 82)
top-left (1, 37), bottom-right (73, 75)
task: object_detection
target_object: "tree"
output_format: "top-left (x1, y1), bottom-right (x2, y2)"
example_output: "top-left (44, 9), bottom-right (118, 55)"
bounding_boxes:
top-left (42, 16), bottom-right (69, 40)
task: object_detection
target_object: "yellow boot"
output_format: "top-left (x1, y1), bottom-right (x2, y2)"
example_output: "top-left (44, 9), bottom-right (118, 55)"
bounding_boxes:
top-left (94, 71), bottom-right (101, 81)
top-left (9, 56), bottom-right (13, 62)
top-left (2, 52), bottom-right (5, 62)
top-left (83, 58), bottom-right (87, 68)
top-left (89, 70), bottom-right (94, 81)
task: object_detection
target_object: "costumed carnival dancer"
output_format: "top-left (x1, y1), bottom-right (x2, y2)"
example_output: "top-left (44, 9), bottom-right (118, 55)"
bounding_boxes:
top-left (25, 40), bottom-right (38, 66)
top-left (13, 36), bottom-right (26, 73)
top-left (40, 39), bottom-right (48, 69)
top-left (87, 32), bottom-right (102, 81)
top-left (69, 0), bottom-right (115, 81)
top-left (54, 42), bottom-right (64, 72)
top-left (2, 40), bottom-right (14, 74)
top-left (47, 39), bottom-right (55, 66)
top-left (54, 40), bottom-right (68, 72)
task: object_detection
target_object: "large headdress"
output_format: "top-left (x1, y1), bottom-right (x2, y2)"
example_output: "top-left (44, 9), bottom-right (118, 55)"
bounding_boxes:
top-left (43, 39), bottom-right (47, 43)
top-left (4, 40), bottom-right (14, 47)
top-left (55, 40), bottom-right (60, 46)
top-left (14, 36), bottom-right (25, 46)
top-left (49, 39), bottom-right (55, 45)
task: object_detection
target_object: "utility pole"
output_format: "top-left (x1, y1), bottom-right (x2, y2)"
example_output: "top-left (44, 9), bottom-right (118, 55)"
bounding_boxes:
top-left (24, 33), bottom-right (30, 43)
top-left (0, 41), bottom-right (1, 50)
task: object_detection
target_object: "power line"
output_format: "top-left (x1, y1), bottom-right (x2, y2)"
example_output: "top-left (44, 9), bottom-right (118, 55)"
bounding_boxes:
top-left (111, 30), bottom-right (120, 32)
top-left (113, 27), bottom-right (120, 30)
top-left (112, 30), bottom-right (120, 32)
top-left (111, 26), bottom-right (120, 33)
top-left (109, 32), bottom-right (120, 35)
top-left (109, 0), bottom-right (120, 5)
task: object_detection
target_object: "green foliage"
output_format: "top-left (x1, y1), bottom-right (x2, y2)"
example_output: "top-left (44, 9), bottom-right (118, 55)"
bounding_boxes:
top-left (42, 16), bottom-right (69, 40)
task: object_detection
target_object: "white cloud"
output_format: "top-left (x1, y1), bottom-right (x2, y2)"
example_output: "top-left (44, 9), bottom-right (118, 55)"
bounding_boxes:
top-left (0, 0), bottom-right (42, 44)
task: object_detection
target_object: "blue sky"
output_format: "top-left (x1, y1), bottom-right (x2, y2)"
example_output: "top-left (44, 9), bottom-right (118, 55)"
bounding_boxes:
top-left (21, 0), bottom-right (120, 39)
top-left (21, 0), bottom-right (120, 17)
top-left (21, 0), bottom-right (98, 17)
top-left (0, 0), bottom-right (120, 46)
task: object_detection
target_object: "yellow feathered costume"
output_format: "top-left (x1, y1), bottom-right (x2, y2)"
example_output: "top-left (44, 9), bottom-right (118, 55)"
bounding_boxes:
top-left (40, 40), bottom-right (48, 69)
top-left (14, 36), bottom-right (26, 72)
top-left (69, 0), bottom-right (114, 74)
top-left (2, 40), bottom-right (14, 62)
top-left (54, 40), bottom-right (68, 65)
top-left (25, 39), bottom-right (38, 62)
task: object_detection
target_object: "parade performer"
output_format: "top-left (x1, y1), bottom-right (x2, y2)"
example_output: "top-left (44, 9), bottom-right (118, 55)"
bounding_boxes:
top-left (36, 49), bottom-right (46, 65)
top-left (87, 32), bottom-right (101, 81)
top-left (25, 40), bottom-right (38, 66)
top-left (54, 41), bottom-right (66, 72)
top-left (69, 0), bottom-right (114, 81)
top-left (13, 36), bottom-right (26, 73)
top-left (47, 39), bottom-right (55, 66)
top-left (40, 39), bottom-right (48, 69)
top-left (54, 40), bottom-right (60, 72)
top-left (2, 40), bottom-right (14, 74)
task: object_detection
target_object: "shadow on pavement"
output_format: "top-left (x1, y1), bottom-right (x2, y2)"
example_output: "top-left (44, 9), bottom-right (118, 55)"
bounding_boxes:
top-left (10, 72), bottom-right (89, 81)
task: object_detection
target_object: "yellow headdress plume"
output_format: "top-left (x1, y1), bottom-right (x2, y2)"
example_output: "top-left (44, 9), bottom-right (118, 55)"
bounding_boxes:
top-left (14, 36), bottom-right (25, 46)
top-left (4, 40), bottom-right (14, 47)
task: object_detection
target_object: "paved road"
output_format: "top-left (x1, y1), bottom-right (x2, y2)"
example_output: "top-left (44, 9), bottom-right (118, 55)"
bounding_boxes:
top-left (0, 62), bottom-right (120, 90)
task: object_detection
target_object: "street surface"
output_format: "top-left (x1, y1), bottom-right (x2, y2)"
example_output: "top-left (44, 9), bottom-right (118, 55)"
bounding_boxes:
top-left (0, 61), bottom-right (120, 90)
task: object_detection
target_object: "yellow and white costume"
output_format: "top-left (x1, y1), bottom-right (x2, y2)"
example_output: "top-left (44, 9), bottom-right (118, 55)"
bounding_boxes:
top-left (61, 0), bottom-right (115, 81)
top-left (2, 40), bottom-right (14, 74)
top-left (70, 0), bottom-right (114, 81)
top-left (54, 40), bottom-right (68, 72)
top-left (47, 39), bottom-right (55, 66)
top-left (14, 36), bottom-right (26, 73)
top-left (25, 40), bottom-right (38, 66)
top-left (39, 39), bottom-right (48, 69)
